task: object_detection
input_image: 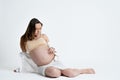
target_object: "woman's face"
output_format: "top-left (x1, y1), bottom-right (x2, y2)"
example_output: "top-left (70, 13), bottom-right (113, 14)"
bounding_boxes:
top-left (34, 23), bottom-right (42, 37)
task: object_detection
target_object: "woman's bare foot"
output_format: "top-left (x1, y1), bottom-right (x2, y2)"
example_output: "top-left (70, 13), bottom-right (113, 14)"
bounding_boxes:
top-left (79, 68), bottom-right (95, 74)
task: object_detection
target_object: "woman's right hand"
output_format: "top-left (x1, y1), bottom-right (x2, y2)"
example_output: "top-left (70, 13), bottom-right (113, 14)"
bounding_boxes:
top-left (48, 47), bottom-right (56, 54)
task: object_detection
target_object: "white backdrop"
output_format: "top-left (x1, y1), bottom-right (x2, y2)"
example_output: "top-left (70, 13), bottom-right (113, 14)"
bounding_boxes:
top-left (0, 0), bottom-right (120, 79)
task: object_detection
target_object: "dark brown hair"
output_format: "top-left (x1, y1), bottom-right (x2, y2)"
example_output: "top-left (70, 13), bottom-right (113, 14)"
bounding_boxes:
top-left (20, 18), bottom-right (43, 52)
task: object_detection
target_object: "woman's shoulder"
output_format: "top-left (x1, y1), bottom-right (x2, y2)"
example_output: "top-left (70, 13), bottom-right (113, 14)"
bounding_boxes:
top-left (41, 33), bottom-right (48, 39)
top-left (41, 33), bottom-right (49, 42)
top-left (41, 33), bottom-right (47, 37)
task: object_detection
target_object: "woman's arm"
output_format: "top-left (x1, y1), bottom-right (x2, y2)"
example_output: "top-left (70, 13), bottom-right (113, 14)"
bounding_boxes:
top-left (42, 34), bottom-right (56, 54)
top-left (42, 34), bottom-right (49, 42)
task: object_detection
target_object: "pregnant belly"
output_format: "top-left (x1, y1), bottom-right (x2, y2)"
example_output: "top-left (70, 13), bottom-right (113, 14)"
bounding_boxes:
top-left (30, 45), bottom-right (55, 66)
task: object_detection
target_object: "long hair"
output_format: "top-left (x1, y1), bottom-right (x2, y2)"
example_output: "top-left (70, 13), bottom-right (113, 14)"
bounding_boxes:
top-left (20, 18), bottom-right (43, 52)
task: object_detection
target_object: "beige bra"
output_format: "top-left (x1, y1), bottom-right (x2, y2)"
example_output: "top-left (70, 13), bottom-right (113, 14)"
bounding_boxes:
top-left (26, 37), bottom-right (47, 52)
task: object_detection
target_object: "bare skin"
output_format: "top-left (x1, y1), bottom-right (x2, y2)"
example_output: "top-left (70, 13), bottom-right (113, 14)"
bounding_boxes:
top-left (29, 23), bottom-right (55, 66)
top-left (30, 45), bottom-right (55, 66)
top-left (28, 23), bottom-right (95, 78)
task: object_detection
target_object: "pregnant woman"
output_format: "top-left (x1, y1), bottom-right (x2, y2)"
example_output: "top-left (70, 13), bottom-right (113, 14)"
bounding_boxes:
top-left (20, 18), bottom-right (95, 78)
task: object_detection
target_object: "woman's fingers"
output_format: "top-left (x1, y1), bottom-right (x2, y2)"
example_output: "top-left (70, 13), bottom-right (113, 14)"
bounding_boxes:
top-left (48, 47), bottom-right (56, 53)
top-left (48, 47), bottom-right (53, 53)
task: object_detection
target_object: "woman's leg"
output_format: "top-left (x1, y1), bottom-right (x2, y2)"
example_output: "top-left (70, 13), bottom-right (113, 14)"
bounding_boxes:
top-left (45, 66), bottom-right (95, 78)
top-left (45, 66), bottom-right (61, 78)
top-left (61, 68), bottom-right (95, 77)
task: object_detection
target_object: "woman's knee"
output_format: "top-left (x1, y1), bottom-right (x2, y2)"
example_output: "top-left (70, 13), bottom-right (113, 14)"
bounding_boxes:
top-left (45, 66), bottom-right (61, 78)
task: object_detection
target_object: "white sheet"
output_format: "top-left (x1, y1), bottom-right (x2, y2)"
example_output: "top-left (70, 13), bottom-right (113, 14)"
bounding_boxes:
top-left (1, 52), bottom-right (119, 80)
top-left (0, 69), bottom-right (97, 80)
